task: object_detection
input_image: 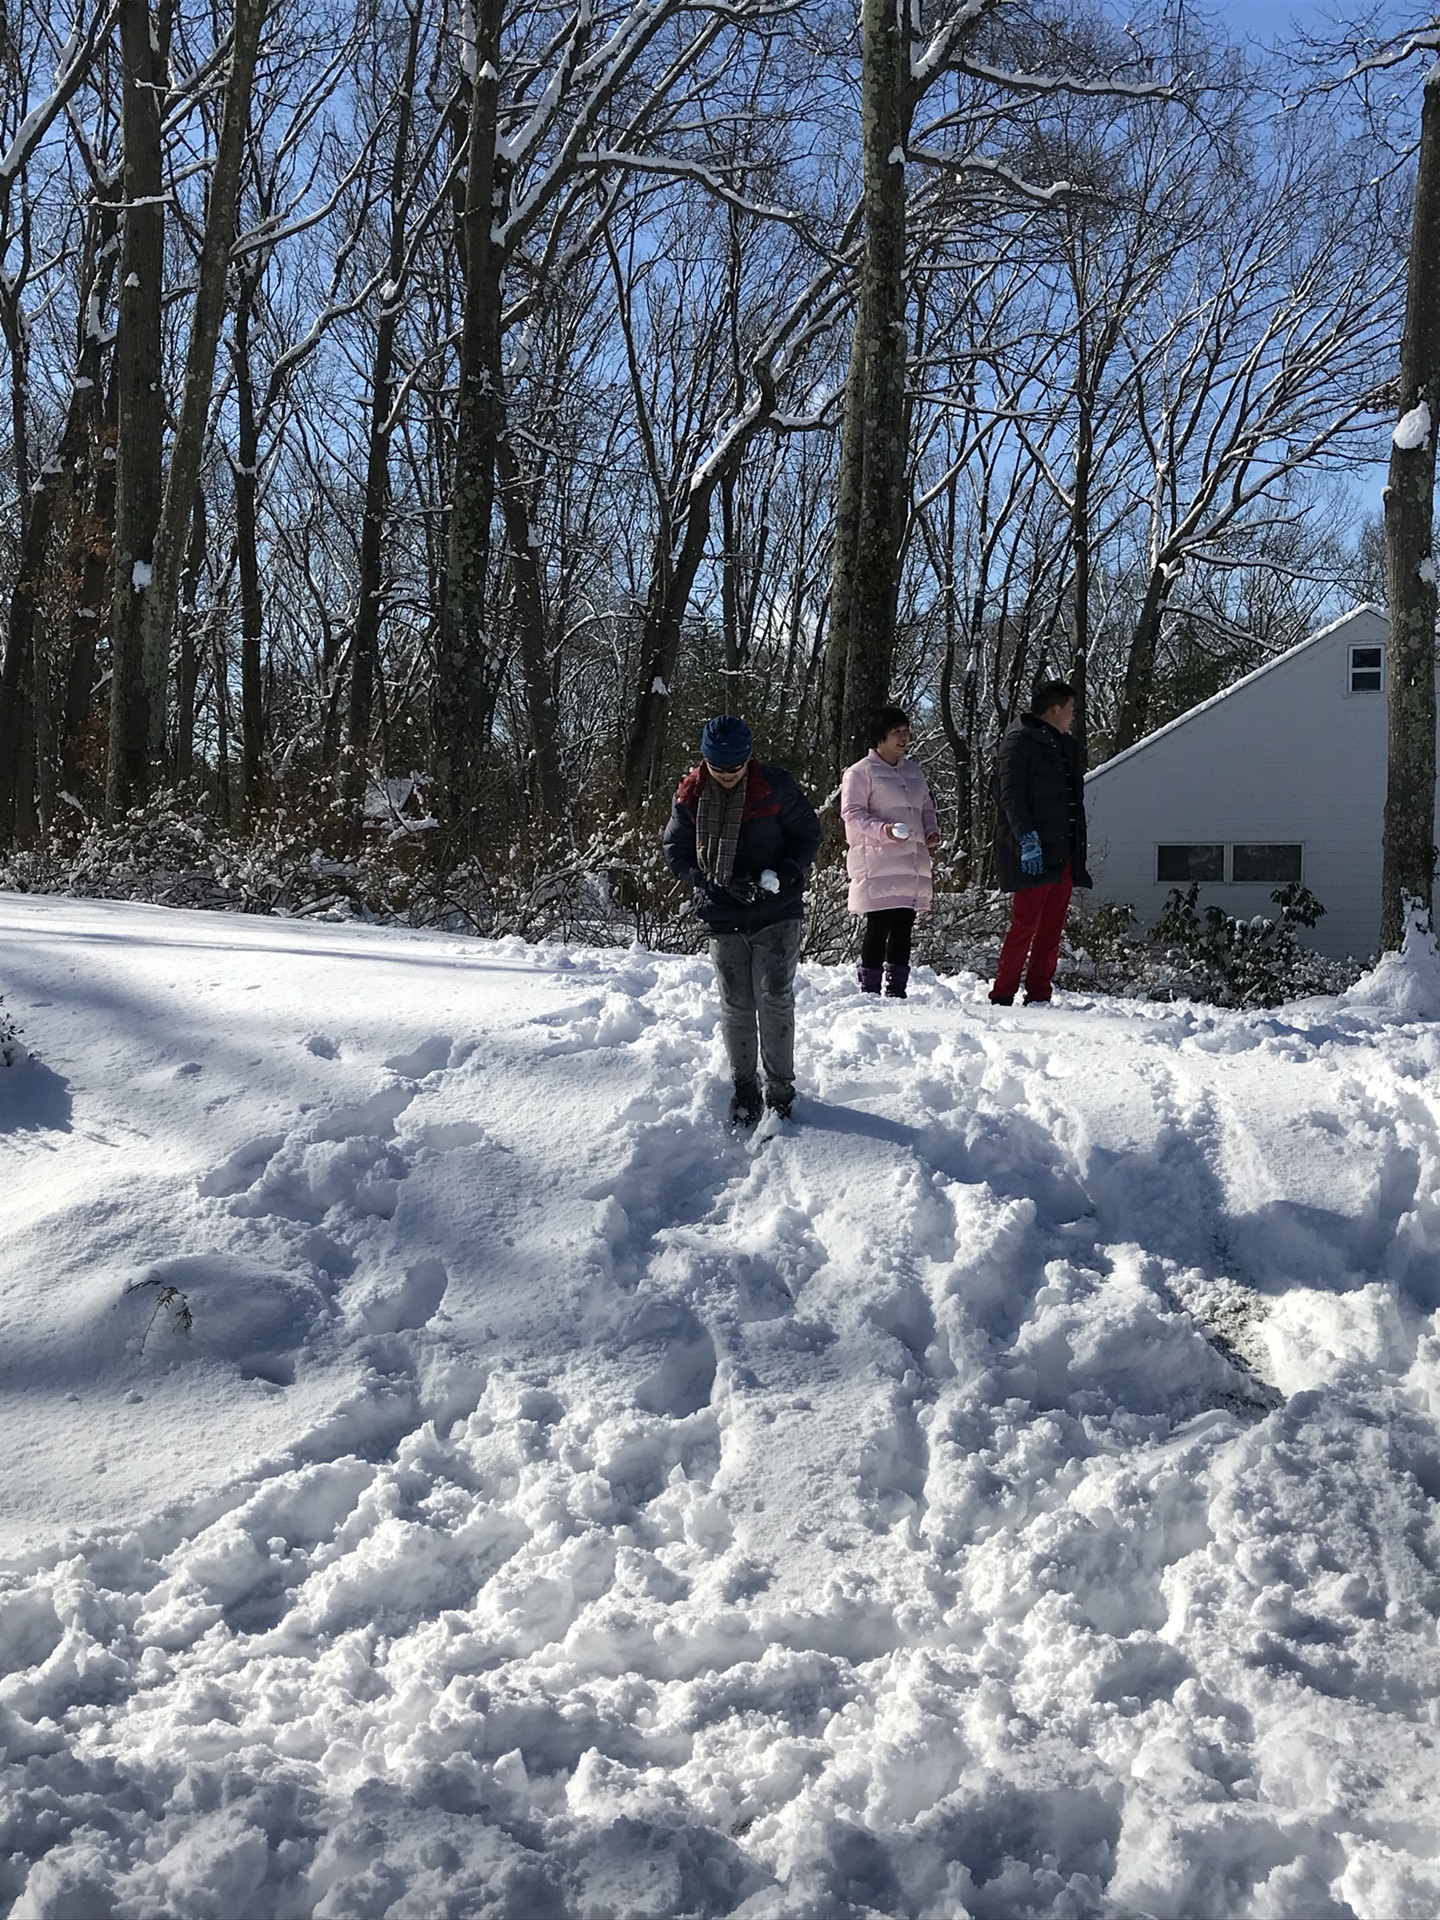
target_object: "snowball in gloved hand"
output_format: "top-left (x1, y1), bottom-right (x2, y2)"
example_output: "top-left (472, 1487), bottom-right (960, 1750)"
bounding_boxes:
top-left (759, 868), bottom-right (781, 894)
top-left (890, 822), bottom-right (910, 840)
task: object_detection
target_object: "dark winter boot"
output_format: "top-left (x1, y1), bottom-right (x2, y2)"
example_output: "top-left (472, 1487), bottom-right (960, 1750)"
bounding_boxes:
top-left (883, 965), bottom-right (910, 1000)
top-left (857, 965), bottom-right (883, 994)
top-left (988, 990), bottom-right (1014, 1006)
top-left (728, 1078), bottom-right (763, 1128)
top-left (765, 1083), bottom-right (794, 1120)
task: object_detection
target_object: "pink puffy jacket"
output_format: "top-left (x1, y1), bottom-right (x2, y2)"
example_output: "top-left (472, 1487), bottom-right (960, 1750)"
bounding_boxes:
top-left (841, 751), bottom-right (939, 915)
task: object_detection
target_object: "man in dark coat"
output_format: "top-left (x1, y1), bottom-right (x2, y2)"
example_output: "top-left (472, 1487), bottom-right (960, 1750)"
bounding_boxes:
top-left (663, 714), bottom-right (821, 1125)
top-left (990, 679), bottom-right (1093, 1006)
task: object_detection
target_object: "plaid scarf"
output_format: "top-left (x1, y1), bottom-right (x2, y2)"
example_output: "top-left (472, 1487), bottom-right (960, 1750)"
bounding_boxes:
top-left (694, 767), bottom-right (748, 890)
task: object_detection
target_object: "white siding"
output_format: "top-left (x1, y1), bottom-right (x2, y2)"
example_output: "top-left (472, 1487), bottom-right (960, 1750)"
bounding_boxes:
top-left (1083, 607), bottom-right (1432, 961)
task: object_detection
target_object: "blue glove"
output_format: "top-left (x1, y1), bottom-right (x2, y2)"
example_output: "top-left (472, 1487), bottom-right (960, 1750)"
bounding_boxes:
top-left (1019, 830), bottom-right (1044, 876)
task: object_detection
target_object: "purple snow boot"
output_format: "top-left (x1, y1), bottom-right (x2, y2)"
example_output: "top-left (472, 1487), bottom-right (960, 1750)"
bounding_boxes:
top-left (858, 965), bottom-right (883, 994)
top-left (884, 965), bottom-right (910, 999)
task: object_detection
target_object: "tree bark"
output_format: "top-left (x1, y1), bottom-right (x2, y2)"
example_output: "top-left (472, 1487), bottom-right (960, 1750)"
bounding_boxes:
top-left (495, 434), bottom-right (565, 819)
top-left (434, 0), bottom-right (505, 839)
top-left (136, 0), bottom-right (266, 780)
top-left (234, 283), bottom-right (265, 820)
top-left (1069, 321), bottom-right (1094, 768)
top-left (55, 202), bottom-right (123, 811)
top-left (173, 484), bottom-right (207, 782)
top-left (1382, 59), bottom-right (1440, 950)
top-left (620, 484), bottom-right (721, 813)
top-left (61, 410), bottom-right (120, 809)
top-left (1111, 561), bottom-right (1172, 755)
top-left (0, 192), bottom-right (34, 844)
top-left (105, 0), bottom-right (168, 818)
top-left (345, 1), bottom-right (421, 841)
top-left (820, 0), bottom-right (912, 780)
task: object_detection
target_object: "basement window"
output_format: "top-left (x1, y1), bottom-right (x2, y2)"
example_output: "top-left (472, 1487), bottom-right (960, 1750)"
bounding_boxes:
top-left (1232, 843), bottom-right (1303, 883)
top-left (1156, 844), bottom-right (1224, 883)
top-left (1349, 644), bottom-right (1383, 692)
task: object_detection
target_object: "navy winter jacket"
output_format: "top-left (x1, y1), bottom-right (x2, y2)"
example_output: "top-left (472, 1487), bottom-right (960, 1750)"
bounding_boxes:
top-left (663, 761), bottom-right (821, 934)
top-left (994, 714), bottom-right (1093, 892)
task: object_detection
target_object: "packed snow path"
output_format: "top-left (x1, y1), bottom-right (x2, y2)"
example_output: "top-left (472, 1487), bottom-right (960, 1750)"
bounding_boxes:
top-left (1, 892), bottom-right (1439, 1920)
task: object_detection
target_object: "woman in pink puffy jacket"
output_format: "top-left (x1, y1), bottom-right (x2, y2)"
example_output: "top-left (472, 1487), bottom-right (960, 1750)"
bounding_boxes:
top-left (840, 705), bottom-right (941, 998)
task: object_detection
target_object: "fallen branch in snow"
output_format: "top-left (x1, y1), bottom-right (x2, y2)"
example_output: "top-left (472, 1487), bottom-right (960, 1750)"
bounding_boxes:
top-left (125, 1277), bottom-right (195, 1352)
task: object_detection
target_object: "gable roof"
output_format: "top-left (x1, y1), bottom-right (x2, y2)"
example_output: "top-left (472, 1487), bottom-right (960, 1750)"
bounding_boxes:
top-left (1085, 604), bottom-right (1386, 785)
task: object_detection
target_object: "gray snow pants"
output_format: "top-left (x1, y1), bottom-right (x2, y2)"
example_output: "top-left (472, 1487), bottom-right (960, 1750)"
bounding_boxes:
top-left (709, 918), bottom-right (802, 1098)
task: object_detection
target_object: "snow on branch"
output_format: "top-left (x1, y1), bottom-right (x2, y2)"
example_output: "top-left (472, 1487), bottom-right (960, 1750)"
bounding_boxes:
top-left (905, 148), bottom-right (1084, 205)
top-left (949, 57), bottom-right (1180, 102)
top-left (497, 1), bottom-right (591, 170)
top-left (1333, 30), bottom-right (1440, 82)
top-left (576, 148), bottom-right (822, 235)
top-left (0, 3), bottom-right (117, 196)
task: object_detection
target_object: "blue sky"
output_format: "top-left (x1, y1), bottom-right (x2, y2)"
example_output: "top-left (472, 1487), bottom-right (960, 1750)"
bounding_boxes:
top-left (1204, 0), bottom-right (1415, 47)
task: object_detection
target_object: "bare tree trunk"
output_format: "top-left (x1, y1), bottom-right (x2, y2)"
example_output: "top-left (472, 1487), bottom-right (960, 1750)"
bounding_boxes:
top-left (55, 202), bottom-right (122, 810)
top-left (721, 470), bottom-right (741, 674)
top-left (820, 0), bottom-right (911, 780)
top-left (214, 615), bottom-right (232, 825)
top-left (495, 435), bottom-right (565, 819)
top-left (234, 281), bottom-right (265, 820)
top-left (138, 0), bottom-right (266, 776)
top-left (1382, 59), bottom-right (1440, 951)
top-left (434, 0), bottom-right (505, 839)
top-left (61, 420), bottom-right (119, 808)
top-left (174, 485), bottom-right (207, 781)
top-left (345, 1), bottom-right (421, 841)
top-left (620, 490), bottom-right (719, 812)
top-left (1111, 562), bottom-right (1170, 756)
top-left (105, 0), bottom-right (168, 818)
top-left (935, 472), bottom-right (974, 874)
top-left (0, 237), bottom-right (35, 844)
top-left (1069, 337), bottom-right (1094, 768)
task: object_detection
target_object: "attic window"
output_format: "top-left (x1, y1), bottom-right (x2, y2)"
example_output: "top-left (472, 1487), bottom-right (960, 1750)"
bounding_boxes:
top-left (1157, 844), bottom-right (1224, 883)
top-left (1232, 843), bottom-right (1303, 883)
top-left (1350, 644), bottom-right (1383, 692)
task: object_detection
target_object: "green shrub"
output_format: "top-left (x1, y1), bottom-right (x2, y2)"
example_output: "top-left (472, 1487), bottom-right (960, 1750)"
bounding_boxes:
top-left (1145, 881), bottom-right (1351, 1007)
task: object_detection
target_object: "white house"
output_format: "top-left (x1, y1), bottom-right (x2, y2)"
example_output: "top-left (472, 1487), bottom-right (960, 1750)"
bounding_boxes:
top-left (1084, 605), bottom-right (1436, 961)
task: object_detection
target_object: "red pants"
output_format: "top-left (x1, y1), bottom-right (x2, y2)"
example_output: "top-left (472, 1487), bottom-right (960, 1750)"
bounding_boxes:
top-left (993, 865), bottom-right (1072, 1002)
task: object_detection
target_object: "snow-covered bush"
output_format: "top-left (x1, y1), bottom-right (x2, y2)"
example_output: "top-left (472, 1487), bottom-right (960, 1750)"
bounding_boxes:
top-left (1143, 880), bottom-right (1357, 1006)
top-left (0, 789), bottom-right (710, 952)
top-left (807, 860), bottom-right (1360, 1007)
top-left (0, 793), bottom-right (1363, 1006)
top-left (800, 848), bottom-right (1014, 970)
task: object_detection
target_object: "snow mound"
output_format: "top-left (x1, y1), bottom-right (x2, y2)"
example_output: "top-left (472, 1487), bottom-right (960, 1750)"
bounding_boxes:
top-left (1341, 907), bottom-right (1440, 1020)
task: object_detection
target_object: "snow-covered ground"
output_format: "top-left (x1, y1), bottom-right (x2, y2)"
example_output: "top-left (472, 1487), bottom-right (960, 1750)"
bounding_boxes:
top-left (2, 890), bottom-right (1439, 1920)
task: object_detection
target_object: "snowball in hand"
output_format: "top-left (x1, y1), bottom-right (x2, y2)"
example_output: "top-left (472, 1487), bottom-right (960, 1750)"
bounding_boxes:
top-left (759, 868), bottom-right (780, 893)
top-left (890, 822), bottom-right (910, 839)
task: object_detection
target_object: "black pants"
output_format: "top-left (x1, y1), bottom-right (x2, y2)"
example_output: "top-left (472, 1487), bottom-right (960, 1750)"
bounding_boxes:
top-left (860, 908), bottom-right (915, 969)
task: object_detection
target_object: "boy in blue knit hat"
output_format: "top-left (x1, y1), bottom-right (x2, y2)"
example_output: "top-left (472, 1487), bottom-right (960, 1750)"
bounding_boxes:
top-left (663, 716), bottom-right (820, 1126)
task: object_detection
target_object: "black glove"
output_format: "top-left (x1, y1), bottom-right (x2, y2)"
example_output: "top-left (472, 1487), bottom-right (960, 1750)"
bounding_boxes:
top-left (693, 877), bottom-right (728, 907)
top-left (774, 859), bottom-right (803, 894)
top-left (725, 875), bottom-right (759, 905)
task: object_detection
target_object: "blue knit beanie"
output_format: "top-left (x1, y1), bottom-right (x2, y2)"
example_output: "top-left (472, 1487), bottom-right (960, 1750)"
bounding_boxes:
top-left (700, 714), bottom-right (753, 768)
